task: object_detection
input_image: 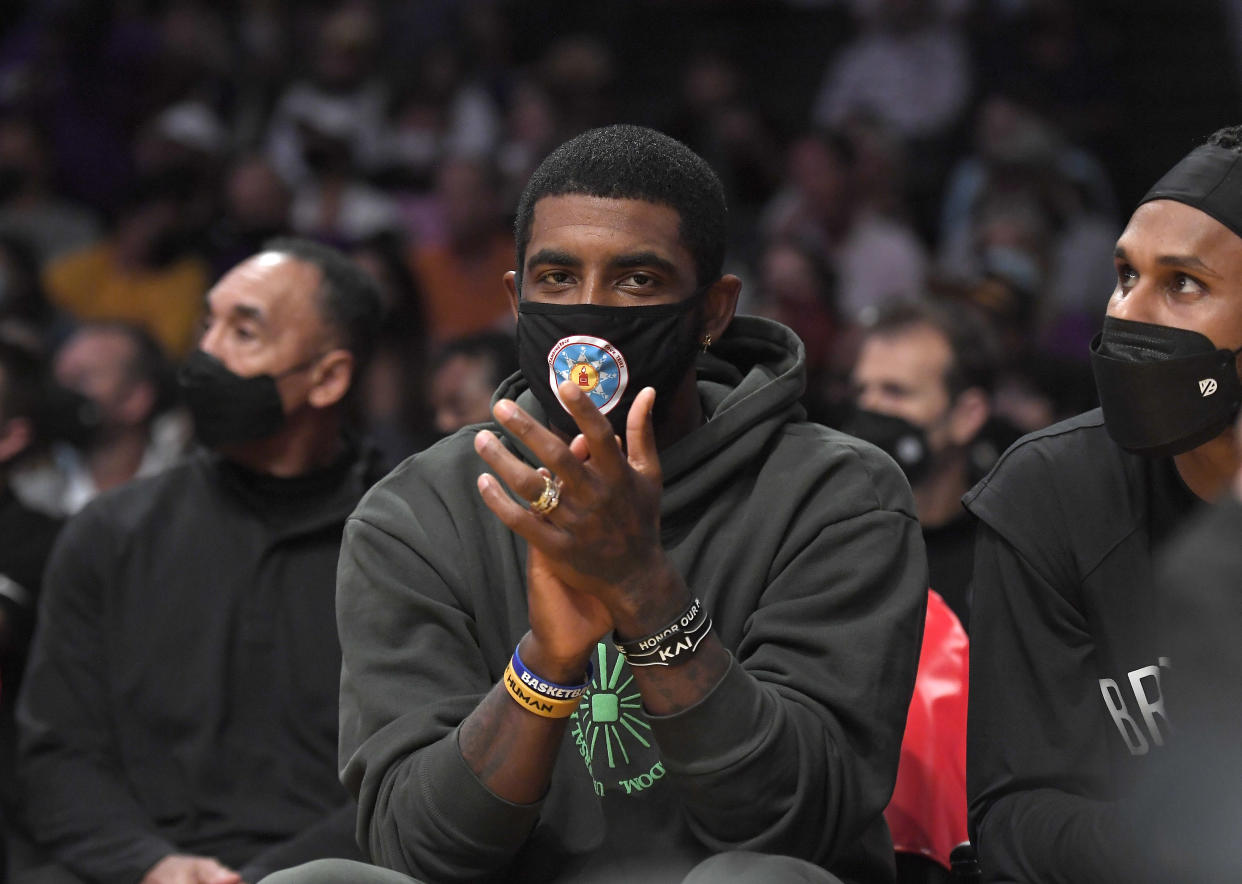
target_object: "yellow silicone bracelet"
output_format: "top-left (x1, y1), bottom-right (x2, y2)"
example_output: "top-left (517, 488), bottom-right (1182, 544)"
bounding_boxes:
top-left (502, 662), bottom-right (580, 719)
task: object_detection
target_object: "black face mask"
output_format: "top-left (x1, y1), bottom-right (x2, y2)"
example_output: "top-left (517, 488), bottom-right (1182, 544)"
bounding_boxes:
top-left (841, 408), bottom-right (933, 485)
top-left (39, 385), bottom-right (103, 451)
top-left (516, 296), bottom-right (703, 436)
top-left (1091, 316), bottom-right (1242, 457)
top-left (178, 350), bottom-right (315, 448)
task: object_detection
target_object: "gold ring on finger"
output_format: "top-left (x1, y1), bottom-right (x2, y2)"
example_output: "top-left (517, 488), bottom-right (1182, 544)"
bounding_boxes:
top-left (528, 473), bottom-right (562, 516)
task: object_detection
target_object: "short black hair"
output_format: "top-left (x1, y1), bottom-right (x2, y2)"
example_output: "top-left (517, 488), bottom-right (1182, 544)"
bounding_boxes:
top-left (1205, 125), bottom-right (1242, 152)
top-left (434, 331), bottom-right (518, 388)
top-left (262, 236), bottom-right (383, 372)
top-left (864, 299), bottom-right (1000, 399)
top-left (514, 124), bottom-right (727, 291)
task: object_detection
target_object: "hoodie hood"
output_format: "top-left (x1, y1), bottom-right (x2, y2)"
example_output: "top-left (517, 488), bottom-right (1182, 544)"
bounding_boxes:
top-left (493, 314), bottom-right (808, 519)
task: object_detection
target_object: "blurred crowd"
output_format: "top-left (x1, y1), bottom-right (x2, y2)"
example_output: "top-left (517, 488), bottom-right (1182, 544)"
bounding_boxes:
top-left (0, 0), bottom-right (1235, 617)
top-left (0, 0), bottom-right (1234, 481)
top-left (0, 0), bottom-right (1231, 457)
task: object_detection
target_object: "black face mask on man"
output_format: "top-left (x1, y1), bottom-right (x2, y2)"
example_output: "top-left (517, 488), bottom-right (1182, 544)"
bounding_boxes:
top-left (516, 296), bottom-right (704, 437)
top-left (178, 350), bottom-right (319, 447)
top-left (841, 408), bottom-right (933, 485)
top-left (1090, 315), bottom-right (1242, 458)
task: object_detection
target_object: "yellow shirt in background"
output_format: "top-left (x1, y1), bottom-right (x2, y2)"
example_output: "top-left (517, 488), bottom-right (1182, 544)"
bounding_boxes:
top-left (43, 243), bottom-right (209, 359)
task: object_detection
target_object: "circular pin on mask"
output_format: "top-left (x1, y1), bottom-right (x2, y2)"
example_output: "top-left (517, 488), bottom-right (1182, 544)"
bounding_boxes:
top-left (547, 335), bottom-right (628, 415)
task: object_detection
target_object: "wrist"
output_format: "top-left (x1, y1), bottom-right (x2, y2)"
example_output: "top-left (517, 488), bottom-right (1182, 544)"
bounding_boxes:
top-left (518, 632), bottom-right (592, 685)
top-left (615, 596), bottom-right (714, 668)
top-left (609, 561), bottom-right (691, 641)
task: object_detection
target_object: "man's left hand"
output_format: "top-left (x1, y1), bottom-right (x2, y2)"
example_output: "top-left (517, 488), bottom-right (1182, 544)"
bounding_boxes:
top-left (474, 382), bottom-right (686, 629)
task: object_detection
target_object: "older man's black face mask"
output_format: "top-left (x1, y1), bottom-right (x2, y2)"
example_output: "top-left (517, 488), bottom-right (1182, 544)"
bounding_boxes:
top-left (515, 295), bottom-right (704, 437)
top-left (178, 350), bottom-right (325, 448)
top-left (1090, 316), bottom-right (1242, 457)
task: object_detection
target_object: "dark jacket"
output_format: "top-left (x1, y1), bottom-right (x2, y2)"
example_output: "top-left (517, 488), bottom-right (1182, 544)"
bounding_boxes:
top-left (337, 316), bottom-right (927, 883)
top-left (17, 446), bottom-right (379, 884)
top-left (963, 410), bottom-right (1198, 883)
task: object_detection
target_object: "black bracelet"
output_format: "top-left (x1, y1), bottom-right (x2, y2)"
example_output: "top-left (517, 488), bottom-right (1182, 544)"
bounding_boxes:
top-left (614, 597), bottom-right (712, 666)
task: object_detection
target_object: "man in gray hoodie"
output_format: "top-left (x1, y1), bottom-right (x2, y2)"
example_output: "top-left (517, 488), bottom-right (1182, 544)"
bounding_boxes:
top-left (267, 125), bottom-right (926, 884)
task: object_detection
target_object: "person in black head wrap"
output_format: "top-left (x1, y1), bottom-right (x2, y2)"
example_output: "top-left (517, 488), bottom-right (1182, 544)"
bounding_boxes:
top-left (964, 126), bottom-right (1242, 883)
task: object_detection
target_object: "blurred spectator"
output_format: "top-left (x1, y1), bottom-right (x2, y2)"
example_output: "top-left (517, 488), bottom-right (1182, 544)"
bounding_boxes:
top-left (372, 34), bottom-right (510, 247)
top-left (285, 96), bottom-right (401, 245)
top-left (15, 239), bottom-right (383, 884)
top-left (839, 111), bottom-right (915, 220)
top-left (936, 91), bottom-right (1119, 353)
top-left (972, 0), bottom-right (1121, 152)
top-left (41, 179), bottom-right (211, 359)
top-left (495, 75), bottom-right (562, 214)
top-left (265, 4), bottom-right (389, 188)
top-left (932, 269), bottom-right (1097, 437)
top-left (380, 40), bottom-right (502, 187)
top-left (812, 0), bottom-right (971, 142)
top-left (349, 233), bottom-right (432, 469)
top-left (752, 237), bottom-right (855, 425)
top-left (11, 322), bottom-right (187, 518)
top-left (537, 35), bottom-right (617, 142)
top-left (429, 330), bottom-right (517, 436)
top-left (0, 2), bottom-right (157, 214)
top-left (207, 154), bottom-right (294, 280)
top-left (0, 115), bottom-right (100, 264)
top-left (409, 155), bottom-right (515, 344)
top-left (844, 298), bottom-right (1000, 629)
top-left (0, 334), bottom-right (62, 807)
top-left (662, 48), bottom-right (784, 257)
top-left (762, 128), bottom-right (927, 321)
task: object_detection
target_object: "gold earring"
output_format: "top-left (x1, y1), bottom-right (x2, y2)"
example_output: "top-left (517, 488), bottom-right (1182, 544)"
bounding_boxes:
top-left (700, 334), bottom-right (712, 352)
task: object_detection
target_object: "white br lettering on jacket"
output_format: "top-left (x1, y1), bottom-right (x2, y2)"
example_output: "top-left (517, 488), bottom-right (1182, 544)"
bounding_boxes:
top-left (1098, 657), bottom-right (1171, 756)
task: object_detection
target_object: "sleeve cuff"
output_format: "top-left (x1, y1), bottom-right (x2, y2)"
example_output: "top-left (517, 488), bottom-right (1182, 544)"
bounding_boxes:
top-left (645, 657), bottom-right (774, 775)
top-left (415, 727), bottom-right (544, 853)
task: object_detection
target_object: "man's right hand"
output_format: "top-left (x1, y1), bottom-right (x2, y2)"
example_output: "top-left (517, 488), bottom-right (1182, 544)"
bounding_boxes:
top-left (140, 855), bottom-right (244, 884)
top-left (522, 544), bottom-right (612, 683)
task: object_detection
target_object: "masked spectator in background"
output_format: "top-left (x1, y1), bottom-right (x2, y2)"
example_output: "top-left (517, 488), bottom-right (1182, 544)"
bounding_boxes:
top-left (15, 238), bottom-right (384, 884)
top-left (966, 126), bottom-right (1242, 882)
top-left (429, 331), bottom-right (518, 437)
top-left (936, 91), bottom-right (1119, 358)
top-left (845, 299), bottom-right (999, 630)
top-left (15, 321), bottom-right (186, 517)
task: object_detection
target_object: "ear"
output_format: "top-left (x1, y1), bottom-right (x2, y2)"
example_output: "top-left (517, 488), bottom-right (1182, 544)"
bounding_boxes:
top-left (947, 387), bottom-right (990, 446)
top-left (117, 380), bottom-right (157, 426)
top-left (307, 349), bottom-right (355, 409)
top-left (701, 274), bottom-right (742, 343)
top-left (0, 416), bottom-right (33, 463)
top-left (504, 270), bottom-right (520, 319)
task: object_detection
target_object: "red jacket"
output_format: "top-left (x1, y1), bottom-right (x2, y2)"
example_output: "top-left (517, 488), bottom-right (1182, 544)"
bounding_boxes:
top-left (884, 589), bottom-right (969, 870)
